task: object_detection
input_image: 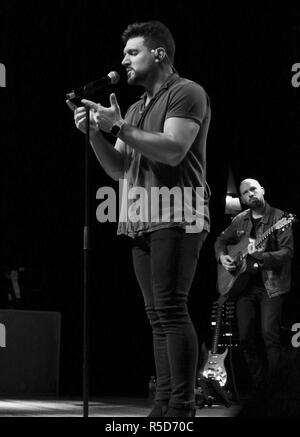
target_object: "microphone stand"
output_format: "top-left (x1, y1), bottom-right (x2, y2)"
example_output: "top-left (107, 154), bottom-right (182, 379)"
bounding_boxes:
top-left (67, 82), bottom-right (118, 417)
top-left (83, 106), bottom-right (91, 417)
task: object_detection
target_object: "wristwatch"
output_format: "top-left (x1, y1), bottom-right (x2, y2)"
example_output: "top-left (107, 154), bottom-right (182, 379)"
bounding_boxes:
top-left (110, 120), bottom-right (126, 137)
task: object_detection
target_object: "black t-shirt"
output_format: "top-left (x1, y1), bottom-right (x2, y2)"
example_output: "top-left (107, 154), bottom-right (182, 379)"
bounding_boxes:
top-left (248, 215), bottom-right (265, 288)
top-left (250, 216), bottom-right (261, 238)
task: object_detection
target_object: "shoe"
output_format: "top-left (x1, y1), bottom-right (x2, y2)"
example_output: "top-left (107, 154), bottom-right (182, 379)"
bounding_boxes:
top-left (164, 406), bottom-right (196, 417)
top-left (147, 401), bottom-right (169, 417)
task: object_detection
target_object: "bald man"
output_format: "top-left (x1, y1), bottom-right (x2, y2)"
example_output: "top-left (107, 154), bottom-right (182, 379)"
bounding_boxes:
top-left (215, 178), bottom-right (294, 398)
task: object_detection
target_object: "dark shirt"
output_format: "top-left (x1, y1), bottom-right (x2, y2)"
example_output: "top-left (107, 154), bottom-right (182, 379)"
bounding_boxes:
top-left (117, 73), bottom-right (211, 237)
top-left (248, 215), bottom-right (265, 288)
top-left (250, 216), bottom-right (261, 239)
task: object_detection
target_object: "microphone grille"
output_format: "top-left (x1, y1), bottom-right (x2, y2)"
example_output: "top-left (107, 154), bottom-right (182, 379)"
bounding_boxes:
top-left (108, 71), bottom-right (120, 84)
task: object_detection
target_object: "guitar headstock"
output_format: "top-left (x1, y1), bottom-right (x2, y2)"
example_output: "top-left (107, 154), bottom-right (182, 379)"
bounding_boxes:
top-left (275, 213), bottom-right (297, 232)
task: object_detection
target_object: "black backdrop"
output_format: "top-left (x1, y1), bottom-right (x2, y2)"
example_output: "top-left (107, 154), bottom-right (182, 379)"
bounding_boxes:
top-left (0, 1), bottom-right (299, 397)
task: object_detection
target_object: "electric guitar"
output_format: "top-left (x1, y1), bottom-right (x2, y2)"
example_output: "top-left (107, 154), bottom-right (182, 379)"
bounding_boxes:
top-left (199, 295), bottom-right (229, 387)
top-left (217, 213), bottom-right (296, 297)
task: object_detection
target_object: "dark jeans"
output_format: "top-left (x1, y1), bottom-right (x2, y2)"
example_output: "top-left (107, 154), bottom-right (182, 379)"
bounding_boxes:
top-left (236, 286), bottom-right (284, 391)
top-left (132, 227), bottom-right (207, 409)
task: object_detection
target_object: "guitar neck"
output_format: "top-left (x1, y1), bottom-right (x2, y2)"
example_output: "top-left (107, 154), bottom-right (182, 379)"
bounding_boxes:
top-left (240, 222), bottom-right (277, 260)
top-left (256, 222), bottom-right (278, 247)
top-left (211, 304), bottom-right (223, 354)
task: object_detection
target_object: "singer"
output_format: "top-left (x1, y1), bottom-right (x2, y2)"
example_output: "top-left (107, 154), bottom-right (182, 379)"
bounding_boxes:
top-left (71, 20), bottom-right (211, 417)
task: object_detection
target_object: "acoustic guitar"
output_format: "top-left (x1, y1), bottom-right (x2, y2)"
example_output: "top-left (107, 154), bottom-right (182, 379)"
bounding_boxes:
top-left (217, 213), bottom-right (296, 297)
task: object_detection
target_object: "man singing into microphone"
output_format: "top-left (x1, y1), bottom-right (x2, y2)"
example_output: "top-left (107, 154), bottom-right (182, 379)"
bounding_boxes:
top-left (71, 20), bottom-right (211, 417)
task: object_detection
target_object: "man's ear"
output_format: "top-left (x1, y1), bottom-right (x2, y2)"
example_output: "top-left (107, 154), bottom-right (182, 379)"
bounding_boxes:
top-left (152, 47), bottom-right (166, 62)
top-left (261, 186), bottom-right (265, 196)
top-left (158, 48), bottom-right (166, 61)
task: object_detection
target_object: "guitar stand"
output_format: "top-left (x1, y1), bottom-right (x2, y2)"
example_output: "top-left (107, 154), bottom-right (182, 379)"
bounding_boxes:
top-left (195, 376), bottom-right (232, 409)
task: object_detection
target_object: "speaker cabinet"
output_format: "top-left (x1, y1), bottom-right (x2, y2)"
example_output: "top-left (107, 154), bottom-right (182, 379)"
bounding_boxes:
top-left (0, 310), bottom-right (61, 394)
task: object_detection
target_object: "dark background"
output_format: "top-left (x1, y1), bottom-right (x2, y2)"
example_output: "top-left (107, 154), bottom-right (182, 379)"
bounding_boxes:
top-left (0, 1), bottom-right (299, 397)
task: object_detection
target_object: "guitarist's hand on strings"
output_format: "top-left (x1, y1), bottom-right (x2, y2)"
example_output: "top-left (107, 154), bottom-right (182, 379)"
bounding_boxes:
top-left (219, 254), bottom-right (236, 271)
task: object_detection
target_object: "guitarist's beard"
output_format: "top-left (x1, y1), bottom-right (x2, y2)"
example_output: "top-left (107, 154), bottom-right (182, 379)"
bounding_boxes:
top-left (248, 198), bottom-right (265, 211)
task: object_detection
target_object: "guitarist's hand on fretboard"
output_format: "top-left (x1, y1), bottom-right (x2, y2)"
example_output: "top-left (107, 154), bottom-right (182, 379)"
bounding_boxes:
top-left (219, 254), bottom-right (236, 272)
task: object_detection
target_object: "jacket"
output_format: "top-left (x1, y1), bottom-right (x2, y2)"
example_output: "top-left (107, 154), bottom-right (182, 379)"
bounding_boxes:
top-left (214, 202), bottom-right (294, 298)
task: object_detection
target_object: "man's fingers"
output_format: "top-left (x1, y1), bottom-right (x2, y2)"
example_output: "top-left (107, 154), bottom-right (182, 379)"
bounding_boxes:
top-left (81, 99), bottom-right (100, 111)
top-left (110, 93), bottom-right (118, 107)
top-left (66, 100), bottom-right (77, 112)
top-left (74, 111), bottom-right (88, 123)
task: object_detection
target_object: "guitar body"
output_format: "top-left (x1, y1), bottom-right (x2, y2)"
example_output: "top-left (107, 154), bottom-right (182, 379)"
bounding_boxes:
top-left (200, 349), bottom-right (228, 387)
top-left (217, 235), bottom-right (259, 297)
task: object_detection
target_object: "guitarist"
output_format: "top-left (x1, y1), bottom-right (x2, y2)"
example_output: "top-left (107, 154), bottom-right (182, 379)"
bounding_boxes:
top-left (214, 178), bottom-right (294, 397)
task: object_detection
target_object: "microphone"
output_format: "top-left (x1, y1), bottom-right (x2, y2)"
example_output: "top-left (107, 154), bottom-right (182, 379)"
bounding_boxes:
top-left (66, 71), bottom-right (120, 100)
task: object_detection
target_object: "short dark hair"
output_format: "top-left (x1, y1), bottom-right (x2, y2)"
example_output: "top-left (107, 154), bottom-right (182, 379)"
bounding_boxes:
top-left (122, 20), bottom-right (175, 64)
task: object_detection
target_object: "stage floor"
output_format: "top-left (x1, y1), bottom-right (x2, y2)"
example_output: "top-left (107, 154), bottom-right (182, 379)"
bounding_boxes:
top-left (0, 396), bottom-right (240, 417)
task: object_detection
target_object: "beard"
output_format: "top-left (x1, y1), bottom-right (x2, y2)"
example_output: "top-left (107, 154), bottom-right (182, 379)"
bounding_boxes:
top-left (126, 68), bottom-right (150, 86)
top-left (247, 197), bottom-right (265, 210)
top-left (126, 69), bottom-right (135, 84)
top-left (126, 69), bottom-right (142, 85)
